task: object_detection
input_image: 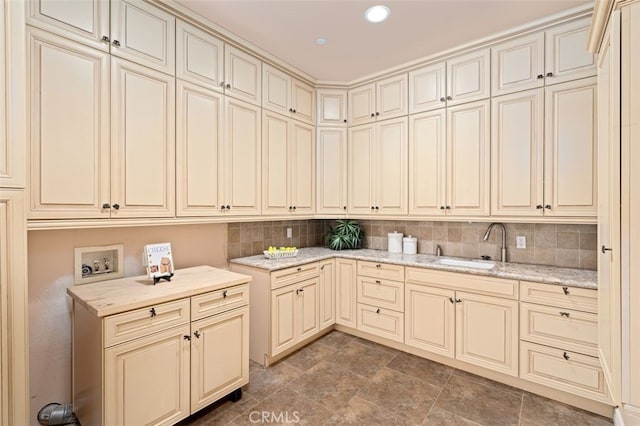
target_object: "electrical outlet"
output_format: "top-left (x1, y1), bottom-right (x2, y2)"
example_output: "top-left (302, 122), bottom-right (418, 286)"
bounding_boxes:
top-left (286, 227), bottom-right (292, 238)
top-left (516, 236), bottom-right (526, 249)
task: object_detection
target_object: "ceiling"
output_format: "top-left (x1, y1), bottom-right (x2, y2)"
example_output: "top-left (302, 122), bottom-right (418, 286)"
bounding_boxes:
top-left (174, 0), bottom-right (593, 82)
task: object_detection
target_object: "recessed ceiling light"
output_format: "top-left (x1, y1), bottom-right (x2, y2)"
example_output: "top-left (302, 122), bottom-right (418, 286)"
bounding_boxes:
top-left (316, 38), bottom-right (327, 46)
top-left (364, 5), bottom-right (390, 23)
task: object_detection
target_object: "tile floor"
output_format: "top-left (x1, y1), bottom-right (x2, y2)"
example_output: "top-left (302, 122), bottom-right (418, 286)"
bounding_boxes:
top-left (179, 331), bottom-right (613, 425)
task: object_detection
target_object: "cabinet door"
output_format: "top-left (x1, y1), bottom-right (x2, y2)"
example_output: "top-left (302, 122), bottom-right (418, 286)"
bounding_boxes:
top-left (409, 62), bottom-right (446, 114)
top-left (297, 277), bottom-right (320, 341)
top-left (224, 97), bottom-right (261, 215)
top-left (104, 325), bottom-right (191, 426)
top-left (376, 117), bottom-right (408, 215)
top-left (27, 0), bottom-right (110, 51)
top-left (111, 58), bottom-right (175, 218)
top-left (317, 89), bottom-right (347, 126)
top-left (291, 78), bottom-right (315, 124)
top-left (376, 74), bottom-right (408, 120)
top-left (319, 260), bottom-right (336, 329)
top-left (446, 49), bottom-right (490, 106)
top-left (290, 120), bottom-right (315, 214)
top-left (28, 29), bottom-right (110, 219)
top-left (336, 258), bottom-right (357, 328)
top-left (348, 83), bottom-right (375, 126)
top-left (262, 111), bottom-right (290, 215)
top-left (491, 89), bottom-right (544, 216)
top-left (455, 292), bottom-right (519, 377)
top-left (262, 64), bottom-right (290, 116)
top-left (316, 128), bottom-right (347, 215)
top-left (271, 285), bottom-right (297, 356)
top-left (544, 78), bottom-right (597, 217)
top-left (191, 307), bottom-right (249, 413)
top-left (176, 20), bottom-right (224, 92)
top-left (224, 45), bottom-right (262, 106)
top-left (110, 0), bottom-right (175, 75)
top-left (409, 110), bottom-right (446, 216)
top-left (447, 100), bottom-right (490, 216)
top-left (491, 32), bottom-right (544, 96)
top-left (176, 81), bottom-right (223, 217)
top-left (545, 18), bottom-right (596, 85)
top-left (348, 124), bottom-right (375, 215)
top-left (405, 283), bottom-right (455, 358)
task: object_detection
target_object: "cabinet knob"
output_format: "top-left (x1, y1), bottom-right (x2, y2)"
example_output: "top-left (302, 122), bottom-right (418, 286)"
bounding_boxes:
top-left (320, 265), bottom-right (325, 270)
top-left (183, 335), bottom-right (191, 341)
top-left (343, 119), bottom-right (347, 123)
top-left (456, 298), bottom-right (462, 303)
top-left (375, 112), bottom-right (379, 116)
top-left (112, 203), bottom-right (120, 210)
top-left (296, 288), bottom-right (304, 295)
top-left (537, 74), bottom-right (544, 79)
top-left (546, 72), bottom-right (553, 77)
top-left (371, 206), bottom-right (375, 210)
top-left (226, 205), bottom-right (231, 210)
top-left (563, 351), bottom-right (570, 360)
top-left (375, 280), bottom-right (381, 284)
top-left (223, 290), bottom-right (228, 298)
top-left (289, 206), bottom-right (293, 210)
top-left (226, 83), bottom-right (231, 89)
top-left (112, 40), bottom-right (121, 47)
top-left (149, 307), bottom-right (157, 317)
top-left (440, 206), bottom-right (445, 210)
top-left (445, 206), bottom-right (451, 210)
top-left (536, 204), bottom-right (543, 209)
top-left (376, 308), bottom-right (380, 314)
top-left (376, 264), bottom-right (381, 268)
top-left (371, 113), bottom-right (375, 117)
top-left (375, 206), bottom-right (379, 210)
top-left (343, 206), bottom-right (347, 210)
top-left (220, 81), bottom-right (226, 87)
top-left (193, 330), bottom-right (201, 339)
top-left (562, 286), bottom-right (570, 295)
top-left (102, 203), bottom-right (111, 209)
top-left (601, 245), bottom-right (613, 254)
top-left (293, 109), bottom-right (296, 113)
top-left (289, 108), bottom-right (293, 112)
top-left (221, 205), bottom-right (226, 210)
top-left (559, 311), bottom-right (570, 317)
top-left (545, 205), bottom-right (551, 210)
top-left (101, 35), bottom-right (110, 42)
top-left (297, 267), bottom-right (302, 272)
top-left (446, 95), bottom-right (452, 100)
top-left (449, 297), bottom-right (455, 304)
top-left (293, 206), bottom-right (297, 210)
top-left (440, 97), bottom-right (446, 102)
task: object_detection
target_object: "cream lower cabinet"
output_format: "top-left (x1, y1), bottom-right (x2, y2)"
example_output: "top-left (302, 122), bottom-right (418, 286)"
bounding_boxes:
top-left (271, 277), bottom-right (319, 355)
top-left (405, 267), bottom-right (519, 377)
top-left (71, 276), bottom-right (249, 426)
top-left (319, 259), bottom-right (336, 329)
top-left (519, 281), bottom-right (607, 403)
top-left (335, 258), bottom-right (357, 328)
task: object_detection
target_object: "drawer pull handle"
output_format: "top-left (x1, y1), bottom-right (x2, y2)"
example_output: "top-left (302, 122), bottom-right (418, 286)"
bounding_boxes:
top-left (559, 311), bottom-right (570, 317)
top-left (376, 264), bottom-right (381, 268)
top-left (223, 290), bottom-right (228, 299)
top-left (449, 297), bottom-right (455, 304)
top-left (563, 352), bottom-right (570, 360)
top-left (193, 331), bottom-right (201, 339)
top-left (297, 267), bottom-right (302, 272)
top-left (149, 307), bottom-right (157, 317)
top-left (562, 286), bottom-right (570, 295)
top-left (376, 308), bottom-right (380, 314)
top-left (183, 335), bottom-right (191, 341)
top-left (375, 280), bottom-right (381, 284)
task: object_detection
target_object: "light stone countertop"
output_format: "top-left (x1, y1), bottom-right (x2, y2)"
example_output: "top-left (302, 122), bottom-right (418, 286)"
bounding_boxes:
top-left (229, 247), bottom-right (597, 289)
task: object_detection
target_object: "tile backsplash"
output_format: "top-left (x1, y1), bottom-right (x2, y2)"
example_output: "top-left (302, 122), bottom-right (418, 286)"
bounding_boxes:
top-left (227, 219), bottom-right (597, 270)
top-left (357, 220), bottom-right (597, 270)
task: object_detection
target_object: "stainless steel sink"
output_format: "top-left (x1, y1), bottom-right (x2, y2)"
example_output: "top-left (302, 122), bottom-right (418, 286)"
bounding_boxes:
top-left (436, 258), bottom-right (496, 269)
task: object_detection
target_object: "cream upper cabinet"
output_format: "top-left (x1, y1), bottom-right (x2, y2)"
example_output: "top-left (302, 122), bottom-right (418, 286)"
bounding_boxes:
top-left (28, 28), bottom-right (111, 219)
top-left (408, 62), bottom-right (446, 114)
top-left (262, 111), bottom-right (315, 215)
top-left (110, 0), bottom-right (175, 75)
top-left (176, 80), bottom-right (223, 217)
top-left (27, 0), bottom-right (110, 52)
top-left (176, 20), bottom-right (224, 91)
top-left (348, 117), bottom-right (407, 216)
top-left (446, 49), bottom-right (490, 106)
top-left (336, 258), bottom-right (357, 328)
top-left (110, 57), bottom-right (175, 218)
top-left (544, 18), bottom-right (596, 85)
top-left (491, 89), bottom-right (544, 216)
top-left (319, 259), bottom-right (336, 330)
top-left (491, 33), bottom-right (545, 96)
top-left (317, 89), bottom-right (348, 126)
top-left (316, 128), bottom-right (348, 215)
top-left (411, 100), bottom-right (489, 217)
top-left (224, 45), bottom-right (262, 106)
top-left (262, 64), bottom-right (315, 124)
top-left (544, 77), bottom-right (597, 217)
top-left (223, 97), bottom-right (261, 216)
top-left (348, 74), bottom-right (408, 126)
top-left (409, 49), bottom-right (489, 113)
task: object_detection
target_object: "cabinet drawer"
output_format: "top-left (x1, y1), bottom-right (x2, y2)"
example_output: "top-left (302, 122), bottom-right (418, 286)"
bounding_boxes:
top-left (357, 277), bottom-right (404, 312)
top-left (191, 284), bottom-right (249, 321)
top-left (406, 267), bottom-right (518, 299)
top-left (520, 281), bottom-right (597, 313)
top-left (358, 261), bottom-right (405, 281)
top-left (104, 299), bottom-right (190, 347)
top-left (271, 262), bottom-right (319, 289)
top-left (520, 341), bottom-right (608, 402)
top-left (357, 303), bottom-right (404, 342)
top-left (520, 303), bottom-right (597, 357)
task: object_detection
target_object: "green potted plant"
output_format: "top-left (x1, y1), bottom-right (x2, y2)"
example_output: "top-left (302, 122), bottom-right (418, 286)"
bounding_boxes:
top-left (326, 219), bottom-right (364, 250)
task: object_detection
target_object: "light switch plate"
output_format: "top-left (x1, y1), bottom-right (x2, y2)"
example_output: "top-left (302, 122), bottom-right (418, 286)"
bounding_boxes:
top-left (516, 236), bottom-right (526, 249)
top-left (287, 227), bottom-right (292, 238)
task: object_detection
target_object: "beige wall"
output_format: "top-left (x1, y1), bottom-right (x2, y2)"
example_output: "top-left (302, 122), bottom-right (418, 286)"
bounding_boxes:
top-left (27, 224), bottom-right (227, 423)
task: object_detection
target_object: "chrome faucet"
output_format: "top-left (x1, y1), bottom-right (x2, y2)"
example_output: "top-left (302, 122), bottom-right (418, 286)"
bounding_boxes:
top-left (435, 244), bottom-right (442, 257)
top-left (482, 223), bottom-right (507, 262)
